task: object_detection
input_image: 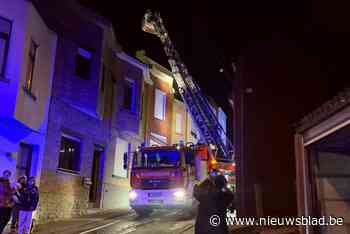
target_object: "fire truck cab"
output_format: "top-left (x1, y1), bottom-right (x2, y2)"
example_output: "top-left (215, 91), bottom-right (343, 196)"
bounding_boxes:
top-left (128, 143), bottom-right (213, 215)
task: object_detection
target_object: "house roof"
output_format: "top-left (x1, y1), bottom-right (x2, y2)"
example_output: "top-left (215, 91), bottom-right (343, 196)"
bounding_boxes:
top-left (295, 87), bottom-right (350, 133)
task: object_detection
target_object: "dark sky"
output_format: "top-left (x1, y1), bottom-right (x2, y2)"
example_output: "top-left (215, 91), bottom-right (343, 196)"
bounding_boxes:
top-left (80, 0), bottom-right (350, 113)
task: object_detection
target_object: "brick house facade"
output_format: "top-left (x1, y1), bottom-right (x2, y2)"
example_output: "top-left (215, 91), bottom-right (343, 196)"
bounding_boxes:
top-left (102, 52), bottom-right (146, 209)
top-left (34, 1), bottom-right (119, 222)
top-left (136, 51), bottom-right (175, 146)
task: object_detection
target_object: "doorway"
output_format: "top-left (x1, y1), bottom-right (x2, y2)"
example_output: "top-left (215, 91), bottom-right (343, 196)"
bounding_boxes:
top-left (17, 143), bottom-right (33, 178)
top-left (89, 145), bottom-right (104, 207)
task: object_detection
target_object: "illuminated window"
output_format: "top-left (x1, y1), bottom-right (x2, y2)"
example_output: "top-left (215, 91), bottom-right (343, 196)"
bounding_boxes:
top-left (75, 47), bottom-right (92, 79)
top-left (0, 17), bottom-right (11, 77)
top-left (175, 113), bottom-right (182, 133)
top-left (58, 135), bottom-right (81, 173)
top-left (154, 88), bottom-right (166, 120)
top-left (25, 40), bottom-right (38, 92)
top-left (149, 139), bottom-right (160, 146)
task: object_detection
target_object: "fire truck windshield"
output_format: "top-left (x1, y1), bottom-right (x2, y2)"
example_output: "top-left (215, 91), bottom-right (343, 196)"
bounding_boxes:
top-left (133, 150), bottom-right (181, 168)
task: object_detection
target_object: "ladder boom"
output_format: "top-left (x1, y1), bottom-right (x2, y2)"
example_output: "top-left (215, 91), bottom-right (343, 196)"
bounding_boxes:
top-left (142, 10), bottom-right (234, 160)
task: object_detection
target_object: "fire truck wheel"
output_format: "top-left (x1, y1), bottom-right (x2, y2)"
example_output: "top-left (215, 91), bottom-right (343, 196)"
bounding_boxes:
top-left (135, 208), bottom-right (152, 217)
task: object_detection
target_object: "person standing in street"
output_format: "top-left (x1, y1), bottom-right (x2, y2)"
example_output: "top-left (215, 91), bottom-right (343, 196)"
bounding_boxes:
top-left (193, 173), bottom-right (234, 234)
top-left (10, 175), bottom-right (27, 233)
top-left (0, 170), bottom-right (14, 234)
top-left (18, 177), bottom-right (39, 234)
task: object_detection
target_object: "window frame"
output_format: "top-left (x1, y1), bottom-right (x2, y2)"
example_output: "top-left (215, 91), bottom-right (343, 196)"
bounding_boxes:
top-left (57, 134), bottom-right (82, 174)
top-left (0, 16), bottom-right (12, 79)
top-left (24, 39), bottom-right (38, 93)
top-left (75, 47), bottom-right (92, 80)
top-left (123, 78), bottom-right (136, 113)
top-left (154, 88), bottom-right (166, 120)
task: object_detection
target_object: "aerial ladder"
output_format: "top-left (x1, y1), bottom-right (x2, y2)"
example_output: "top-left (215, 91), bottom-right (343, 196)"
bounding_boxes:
top-left (141, 10), bottom-right (235, 161)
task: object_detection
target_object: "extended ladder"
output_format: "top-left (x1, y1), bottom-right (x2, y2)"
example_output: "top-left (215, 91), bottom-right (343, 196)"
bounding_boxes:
top-left (141, 10), bottom-right (234, 160)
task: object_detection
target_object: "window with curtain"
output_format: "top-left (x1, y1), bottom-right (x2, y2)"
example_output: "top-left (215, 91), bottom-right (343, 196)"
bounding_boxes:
top-left (25, 40), bottom-right (38, 92)
top-left (154, 88), bottom-right (166, 120)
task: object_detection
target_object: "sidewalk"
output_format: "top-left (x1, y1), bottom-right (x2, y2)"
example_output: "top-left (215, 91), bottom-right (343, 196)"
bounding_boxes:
top-left (0, 209), bottom-right (134, 234)
top-left (32, 208), bottom-right (133, 234)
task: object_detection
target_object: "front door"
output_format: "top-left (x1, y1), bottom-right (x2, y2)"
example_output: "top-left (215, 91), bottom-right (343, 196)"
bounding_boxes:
top-left (89, 145), bottom-right (104, 207)
top-left (17, 143), bottom-right (33, 178)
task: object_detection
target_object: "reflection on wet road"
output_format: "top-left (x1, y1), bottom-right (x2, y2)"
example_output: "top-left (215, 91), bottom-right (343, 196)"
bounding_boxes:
top-left (80, 209), bottom-right (194, 234)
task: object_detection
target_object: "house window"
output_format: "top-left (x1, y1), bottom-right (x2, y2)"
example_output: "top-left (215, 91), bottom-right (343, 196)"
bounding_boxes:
top-left (75, 47), bottom-right (92, 80)
top-left (175, 113), bottom-right (182, 134)
top-left (149, 139), bottom-right (160, 146)
top-left (123, 79), bottom-right (135, 112)
top-left (154, 88), bottom-right (166, 120)
top-left (24, 40), bottom-right (38, 92)
top-left (0, 17), bottom-right (11, 77)
top-left (58, 135), bottom-right (81, 173)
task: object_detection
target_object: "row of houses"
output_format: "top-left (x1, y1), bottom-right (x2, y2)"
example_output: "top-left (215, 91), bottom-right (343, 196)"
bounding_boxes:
top-left (0, 0), bottom-right (228, 223)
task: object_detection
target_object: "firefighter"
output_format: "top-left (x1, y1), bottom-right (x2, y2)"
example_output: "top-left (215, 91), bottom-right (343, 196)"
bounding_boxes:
top-left (193, 172), bottom-right (234, 234)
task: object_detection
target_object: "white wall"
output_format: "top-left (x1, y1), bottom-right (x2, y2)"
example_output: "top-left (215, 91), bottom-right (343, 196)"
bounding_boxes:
top-left (0, 0), bottom-right (28, 117)
top-left (113, 137), bottom-right (129, 178)
top-left (0, 0), bottom-right (57, 186)
top-left (0, 152), bottom-right (17, 182)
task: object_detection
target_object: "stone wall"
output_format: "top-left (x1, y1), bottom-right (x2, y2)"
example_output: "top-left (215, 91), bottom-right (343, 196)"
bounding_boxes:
top-left (36, 171), bottom-right (89, 223)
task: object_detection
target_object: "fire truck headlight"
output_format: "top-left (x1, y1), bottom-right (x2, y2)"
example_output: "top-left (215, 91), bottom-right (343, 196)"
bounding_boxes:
top-left (174, 189), bottom-right (185, 200)
top-left (129, 190), bottom-right (138, 201)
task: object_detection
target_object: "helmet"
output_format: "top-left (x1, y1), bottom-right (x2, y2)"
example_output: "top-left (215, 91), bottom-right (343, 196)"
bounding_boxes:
top-left (209, 168), bottom-right (219, 178)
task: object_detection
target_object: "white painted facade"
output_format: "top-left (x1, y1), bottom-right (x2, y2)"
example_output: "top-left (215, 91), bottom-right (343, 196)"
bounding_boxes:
top-left (0, 0), bottom-right (57, 183)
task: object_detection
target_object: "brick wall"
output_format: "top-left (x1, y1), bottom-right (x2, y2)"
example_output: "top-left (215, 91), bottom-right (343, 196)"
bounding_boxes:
top-left (147, 73), bottom-right (174, 145)
top-left (38, 96), bottom-right (110, 223)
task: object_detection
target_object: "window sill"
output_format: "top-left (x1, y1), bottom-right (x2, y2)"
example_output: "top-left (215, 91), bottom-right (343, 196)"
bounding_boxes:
top-left (22, 86), bottom-right (37, 101)
top-left (112, 174), bottom-right (127, 179)
top-left (154, 116), bottom-right (165, 121)
top-left (74, 75), bottom-right (90, 80)
top-left (56, 168), bottom-right (81, 176)
top-left (0, 76), bottom-right (10, 83)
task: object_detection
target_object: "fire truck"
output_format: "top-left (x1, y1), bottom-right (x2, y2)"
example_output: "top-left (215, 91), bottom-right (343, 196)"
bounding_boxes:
top-left (128, 143), bottom-right (218, 215)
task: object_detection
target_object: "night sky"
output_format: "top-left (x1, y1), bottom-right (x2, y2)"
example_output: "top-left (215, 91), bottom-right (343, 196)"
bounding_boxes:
top-left (80, 0), bottom-right (350, 113)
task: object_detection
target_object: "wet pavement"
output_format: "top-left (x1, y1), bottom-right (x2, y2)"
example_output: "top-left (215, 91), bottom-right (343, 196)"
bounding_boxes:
top-left (80, 210), bottom-right (194, 234)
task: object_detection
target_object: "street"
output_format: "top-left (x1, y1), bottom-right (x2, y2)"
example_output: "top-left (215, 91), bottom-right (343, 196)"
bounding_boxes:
top-left (81, 210), bottom-right (194, 234)
top-left (33, 209), bottom-right (195, 234)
